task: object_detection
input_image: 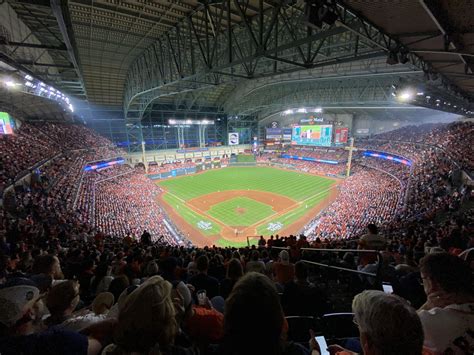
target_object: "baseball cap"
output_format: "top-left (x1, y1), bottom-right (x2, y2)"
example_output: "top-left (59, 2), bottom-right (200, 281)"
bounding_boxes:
top-left (0, 278), bottom-right (40, 327)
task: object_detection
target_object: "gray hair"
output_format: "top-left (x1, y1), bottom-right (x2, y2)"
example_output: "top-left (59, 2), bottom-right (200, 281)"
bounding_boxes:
top-left (352, 290), bottom-right (423, 355)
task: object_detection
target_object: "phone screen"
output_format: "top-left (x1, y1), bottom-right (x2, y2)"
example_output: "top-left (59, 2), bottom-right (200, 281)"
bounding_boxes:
top-left (315, 336), bottom-right (330, 355)
top-left (197, 290), bottom-right (206, 305)
top-left (383, 284), bottom-right (393, 294)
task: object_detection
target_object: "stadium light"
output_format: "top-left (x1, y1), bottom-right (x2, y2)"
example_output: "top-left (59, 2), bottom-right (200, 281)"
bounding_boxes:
top-left (398, 90), bottom-right (413, 102)
top-left (4, 79), bottom-right (17, 87)
top-left (284, 109), bottom-right (294, 115)
top-left (297, 108), bottom-right (307, 113)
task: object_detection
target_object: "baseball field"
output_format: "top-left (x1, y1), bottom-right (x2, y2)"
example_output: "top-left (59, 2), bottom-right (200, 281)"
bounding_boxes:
top-left (157, 166), bottom-right (338, 247)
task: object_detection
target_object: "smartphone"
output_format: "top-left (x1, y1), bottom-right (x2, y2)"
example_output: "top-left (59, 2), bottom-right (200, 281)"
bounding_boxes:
top-left (315, 336), bottom-right (330, 355)
top-left (382, 283), bottom-right (393, 294)
top-left (197, 289), bottom-right (206, 305)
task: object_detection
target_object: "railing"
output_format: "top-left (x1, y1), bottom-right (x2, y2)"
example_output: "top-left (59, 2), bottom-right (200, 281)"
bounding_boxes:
top-left (272, 246), bottom-right (383, 283)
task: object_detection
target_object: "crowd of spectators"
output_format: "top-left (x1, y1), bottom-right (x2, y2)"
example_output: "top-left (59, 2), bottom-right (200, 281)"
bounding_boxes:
top-left (0, 119), bottom-right (473, 354)
top-left (257, 155), bottom-right (345, 176)
top-left (0, 223), bottom-right (472, 354)
top-left (147, 161), bottom-right (197, 174)
top-left (375, 121), bottom-right (473, 173)
top-left (286, 147), bottom-right (348, 162)
top-left (305, 166), bottom-right (401, 239)
top-left (0, 122), bottom-right (117, 191)
top-left (91, 169), bottom-right (180, 245)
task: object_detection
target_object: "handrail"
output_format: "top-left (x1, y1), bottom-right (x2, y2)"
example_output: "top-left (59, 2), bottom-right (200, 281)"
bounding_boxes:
top-left (300, 247), bottom-right (378, 253)
top-left (271, 246), bottom-right (383, 283)
top-left (302, 260), bottom-right (376, 277)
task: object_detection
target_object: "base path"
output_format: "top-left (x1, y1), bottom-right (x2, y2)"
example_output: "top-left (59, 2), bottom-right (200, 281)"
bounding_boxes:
top-left (157, 193), bottom-right (219, 247)
top-left (187, 190), bottom-right (297, 213)
top-left (157, 176), bottom-right (341, 247)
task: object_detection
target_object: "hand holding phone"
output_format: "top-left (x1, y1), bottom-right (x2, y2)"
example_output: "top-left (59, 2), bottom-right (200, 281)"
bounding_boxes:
top-left (315, 336), bottom-right (330, 355)
top-left (197, 289), bottom-right (206, 306)
top-left (382, 283), bottom-right (393, 294)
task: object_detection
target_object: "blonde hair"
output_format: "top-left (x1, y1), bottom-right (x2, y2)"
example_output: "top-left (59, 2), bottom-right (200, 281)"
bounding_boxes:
top-left (112, 276), bottom-right (178, 354)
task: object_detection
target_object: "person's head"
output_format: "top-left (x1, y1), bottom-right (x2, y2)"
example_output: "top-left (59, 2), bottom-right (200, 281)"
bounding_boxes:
top-left (419, 252), bottom-right (473, 297)
top-left (227, 258), bottom-right (243, 280)
top-left (32, 255), bottom-right (62, 279)
top-left (92, 292), bottom-right (115, 315)
top-left (145, 261), bottom-right (159, 277)
top-left (46, 280), bottom-right (80, 318)
top-left (0, 278), bottom-right (43, 336)
top-left (279, 250), bottom-right (289, 265)
top-left (224, 272), bottom-right (284, 355)
top-left (113, 276), bottom-right (177, 353)
top-left (196, 255), bottom-right (209, 273)
top-left (108, 275), bottom-right (130, 302)
top-left (294, 261), bottom-right (308, 281)
top-left (367, 224), bottom-right (378, 235)
top-left (352, 290), bottom-right (423, 355)
top-left (250, 250), bottom-right (259, 261)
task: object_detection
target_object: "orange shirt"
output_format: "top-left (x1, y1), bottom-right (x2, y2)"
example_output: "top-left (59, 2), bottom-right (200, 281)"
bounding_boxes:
top-left (273, 262), bottom-right (295, 284)
top-left (185, 306), bottom-right (224, 342)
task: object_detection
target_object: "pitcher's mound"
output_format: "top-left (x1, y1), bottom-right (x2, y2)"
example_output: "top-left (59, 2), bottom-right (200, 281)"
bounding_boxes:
top-left (235, 207), bottom-right (246, 215)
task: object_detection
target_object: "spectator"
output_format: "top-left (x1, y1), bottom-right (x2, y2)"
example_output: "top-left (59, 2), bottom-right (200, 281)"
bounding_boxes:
top-left (221, 272), bottom-right (308, 355)
top-left (273, 250), bottom-right (295, 285)
top-left (359, 224), bottom-right (386, 250)
top-left (31, 255), bottom-right (64, 281)
top-left (245, 250), bottom-right (265, 274)
top-left (102, 275), bottom-right (196, 354)
top-left (418, 253), bottom-right (474, 354)
top-left (189, 255), bottom-right (219, 299)
top-left (281, 261), bottom-right (329, 316)
top-left (0, 278), bottom-right (103, 355)
top-left (328, 290), bottom-right (424, 355)
top-left (219, 258), bottom-right (243, 300)
top-left (45, 280), bottom-right (81, 327)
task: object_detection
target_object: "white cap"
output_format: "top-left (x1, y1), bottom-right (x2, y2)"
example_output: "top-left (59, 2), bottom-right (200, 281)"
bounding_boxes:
top-left (0, 285), bottom-right (40, 327)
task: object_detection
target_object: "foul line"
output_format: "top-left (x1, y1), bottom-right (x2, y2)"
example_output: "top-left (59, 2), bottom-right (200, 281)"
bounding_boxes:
top-left (165, 191), bottom-right (186, 204)
top-left (248, 184), bottom-right (339, 229)
top-left (163, 183), bottom-right (339, 235)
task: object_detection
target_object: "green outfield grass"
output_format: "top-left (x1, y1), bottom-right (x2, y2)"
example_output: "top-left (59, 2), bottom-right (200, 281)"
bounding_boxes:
top-left (157, 167), bottom-right (336, 244)
top-left (207, 197), bottom-right (275, 226)
top-left (158, 167), bottom-right (334, 201)
top-left (237, 154), bottom-right (256, 163)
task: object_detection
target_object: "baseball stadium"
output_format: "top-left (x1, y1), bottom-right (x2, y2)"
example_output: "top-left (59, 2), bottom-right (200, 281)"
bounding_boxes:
top-left (0, 1), bottom-right (473, 354)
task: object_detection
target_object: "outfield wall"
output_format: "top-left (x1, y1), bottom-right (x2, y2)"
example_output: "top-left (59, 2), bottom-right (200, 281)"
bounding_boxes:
top-left (126, 144), bottom-right (251, 165)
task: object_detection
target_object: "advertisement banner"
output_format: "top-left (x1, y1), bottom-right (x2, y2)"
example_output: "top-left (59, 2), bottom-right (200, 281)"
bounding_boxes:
top-left (282, 128), bottom-right (292, 141)
top-left (228, 132), bottom-right (239, 145)
top-left (265, 128), bottom-right (282, 139)
top-left (335, 127), bottom-right (349, 143)
top-left (356, 128), bottom-right (370, 135)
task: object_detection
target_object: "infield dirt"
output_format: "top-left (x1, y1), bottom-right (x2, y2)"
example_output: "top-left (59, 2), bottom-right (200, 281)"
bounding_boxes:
top-left (158, 186), bottom-right (339, 247)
